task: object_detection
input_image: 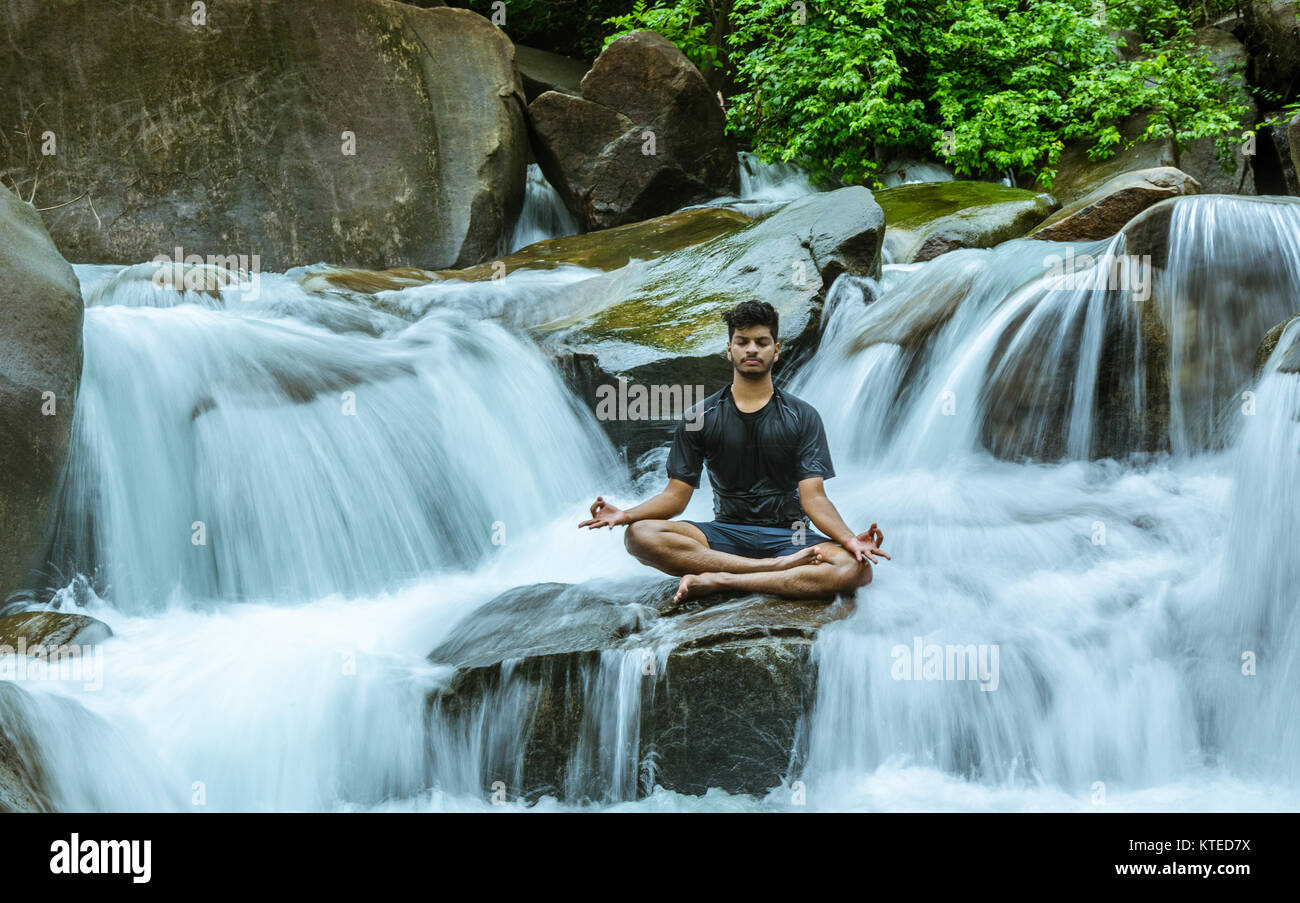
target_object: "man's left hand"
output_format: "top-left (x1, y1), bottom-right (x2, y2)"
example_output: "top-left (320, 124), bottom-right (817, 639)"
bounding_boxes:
top-left (844, 523), bottom-right (890, 565)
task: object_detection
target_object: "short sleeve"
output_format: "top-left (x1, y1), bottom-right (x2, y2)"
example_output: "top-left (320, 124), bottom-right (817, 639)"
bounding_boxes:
top-left (796, 408), bottom-right (835, 481)
top-left (666, 413), bottom-right (706, 487)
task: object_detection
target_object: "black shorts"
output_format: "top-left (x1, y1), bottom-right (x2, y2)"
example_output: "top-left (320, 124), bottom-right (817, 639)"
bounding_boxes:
top-left (681, 520), bottom-right (834, 559)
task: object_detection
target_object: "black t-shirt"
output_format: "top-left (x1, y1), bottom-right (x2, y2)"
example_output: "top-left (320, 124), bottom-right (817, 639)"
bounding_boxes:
top-left (666, 384), bottom-right (836, 527)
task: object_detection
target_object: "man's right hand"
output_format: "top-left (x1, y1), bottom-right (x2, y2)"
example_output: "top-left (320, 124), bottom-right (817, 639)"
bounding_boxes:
top-left (579, 496), bottom-right (628, 530)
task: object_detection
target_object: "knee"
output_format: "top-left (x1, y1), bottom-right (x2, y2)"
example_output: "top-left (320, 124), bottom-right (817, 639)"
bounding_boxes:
top-left (836, 559), bottom-right (872, 592)
top-left (624, 520), bottom-right (655, 556)
top-left (855, 562), bottom-right (873, 588)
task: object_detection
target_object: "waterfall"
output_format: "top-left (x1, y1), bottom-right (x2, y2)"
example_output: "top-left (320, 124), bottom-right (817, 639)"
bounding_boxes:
top-left (6, 194), bottom-right (1300, 812)
top-left (46, 265), bottom-right (627, 611)
top-left (507, 164), bottom-right (580, 253)
top-left (779, 195), bottom-right (1300, 809)
top-left (1160, 196), bottom-right (1300, 453)
top-left (1205, 316), bottom-right (1300, 779)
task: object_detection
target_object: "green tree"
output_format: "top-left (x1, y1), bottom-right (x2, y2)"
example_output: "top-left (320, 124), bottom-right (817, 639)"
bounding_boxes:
top-left (605, 0), bottom-right (1253, 189)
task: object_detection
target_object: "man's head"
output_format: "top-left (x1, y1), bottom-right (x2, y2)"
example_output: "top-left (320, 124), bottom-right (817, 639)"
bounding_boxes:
top-left (722, 300), bottom-right (779, 380)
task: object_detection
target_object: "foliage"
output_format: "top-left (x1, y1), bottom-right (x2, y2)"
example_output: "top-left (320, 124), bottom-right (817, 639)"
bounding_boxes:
top-left (603, 0), bottom-right (1255, 188)
top-left (603, 0), bottom-right (722, 73)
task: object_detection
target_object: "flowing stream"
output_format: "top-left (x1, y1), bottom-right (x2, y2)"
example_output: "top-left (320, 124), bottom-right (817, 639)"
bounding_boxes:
top-left (3, 186), bottom-right (1299, 812)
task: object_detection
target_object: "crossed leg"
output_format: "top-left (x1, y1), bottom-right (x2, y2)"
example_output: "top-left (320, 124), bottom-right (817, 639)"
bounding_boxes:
top-left (622, 520), bottom-right (872, 603)
top-left (624, 520), bottom-right (825, 578)
top-left (673, 541), bottom-right (871, 603)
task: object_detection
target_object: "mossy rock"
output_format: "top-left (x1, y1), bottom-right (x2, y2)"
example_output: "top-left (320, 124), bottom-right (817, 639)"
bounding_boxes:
top-left (0, 611), bottom-right (113, 651)
top-left (551, 186), bottom-right (884, 365)
top-left (875, 181), bottom-right (1057, 263)
top-left (304, 206), bottom-right (752, 294)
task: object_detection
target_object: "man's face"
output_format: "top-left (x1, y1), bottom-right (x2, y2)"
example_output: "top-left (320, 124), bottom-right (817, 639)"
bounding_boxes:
top-left (726, 324), bottom-right (779, 379)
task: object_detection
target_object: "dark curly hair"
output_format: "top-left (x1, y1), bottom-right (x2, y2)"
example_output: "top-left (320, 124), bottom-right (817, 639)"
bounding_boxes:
top-left (722, 300), bottom-right (778, 343)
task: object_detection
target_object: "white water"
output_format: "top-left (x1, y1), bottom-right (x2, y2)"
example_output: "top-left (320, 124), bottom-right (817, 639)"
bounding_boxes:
top-left (4, 195), bottom-right (1300, 812)
top-left (507, 163), bottom-right (580, 253)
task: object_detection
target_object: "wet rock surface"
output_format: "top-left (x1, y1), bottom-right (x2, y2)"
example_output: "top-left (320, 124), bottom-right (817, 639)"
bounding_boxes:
top-left (426, 578), bottom-right (854, 800)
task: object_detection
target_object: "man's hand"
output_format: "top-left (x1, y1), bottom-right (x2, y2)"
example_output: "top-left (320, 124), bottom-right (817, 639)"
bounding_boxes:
top-left (843, 522), bottom-right (890, 565)
top-left (579, 496), bottom-right (628, 530)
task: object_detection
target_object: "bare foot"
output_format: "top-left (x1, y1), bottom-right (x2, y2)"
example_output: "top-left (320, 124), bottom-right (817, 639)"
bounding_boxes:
top-left (673, 572), bottom-right (727, 605)
top-left (769, 546), bottom-right (825, 571)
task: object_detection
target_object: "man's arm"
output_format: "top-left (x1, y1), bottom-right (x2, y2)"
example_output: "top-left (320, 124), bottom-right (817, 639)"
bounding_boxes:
top-left (579, 479), bottom-right (694, 529)
top-left (798, 477), bottom-right (855, 544)
top-left (799, 477), bottom-right (890, 564)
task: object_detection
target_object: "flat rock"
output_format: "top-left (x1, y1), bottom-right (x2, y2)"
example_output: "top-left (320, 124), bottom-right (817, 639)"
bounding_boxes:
top-left (426, 578), bottom-right (855, 799)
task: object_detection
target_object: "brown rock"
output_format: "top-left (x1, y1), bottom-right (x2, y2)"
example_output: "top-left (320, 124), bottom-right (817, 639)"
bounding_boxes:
top-left (528, 30), bottom-right (738, 230)
top-left (1029, 167), bottom-right (1201, 242)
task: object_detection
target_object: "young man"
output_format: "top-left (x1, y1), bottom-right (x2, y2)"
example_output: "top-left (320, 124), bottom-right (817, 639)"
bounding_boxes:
top-left (579, 300), bottom-right (889, 604)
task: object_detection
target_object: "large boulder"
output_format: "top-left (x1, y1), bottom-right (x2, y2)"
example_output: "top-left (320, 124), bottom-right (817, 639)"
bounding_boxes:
top-left (0, 186), bottom-right (83, 597)
top-left (874, 181), bottom-right (1058, 263)
top-left (426, 579), bottom-right (853, 800)
top-left (528, 30), bottom-right (739, 230)
top-left (978, 281), bottom-right (1170, 461)
top-left (0, 0), bottom-right (527, 270)
top-left (1286, 112), bottom-right (1300, 197)
top-left (1268, 109), bottom-right (1300, 195)
top-left (1028, 167), bottom-right (1200, 242)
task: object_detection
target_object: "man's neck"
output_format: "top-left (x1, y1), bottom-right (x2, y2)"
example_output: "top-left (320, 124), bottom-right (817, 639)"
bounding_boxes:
top-left (730, 374), bottom-right (775, 410)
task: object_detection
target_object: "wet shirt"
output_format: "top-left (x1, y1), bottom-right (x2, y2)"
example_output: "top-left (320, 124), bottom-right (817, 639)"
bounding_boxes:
top-left (666, 384), bottom-right (835, 527)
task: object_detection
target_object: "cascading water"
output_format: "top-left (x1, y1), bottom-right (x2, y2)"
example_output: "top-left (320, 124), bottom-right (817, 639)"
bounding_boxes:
top-left (507, 163), bottom-right (580, 253)
top-left (4, 193), bottom-right (1300, 812)
top-left (782, 196), bottom-right (1300, 810)
top-left (46, 267), bottom-right (626, 610)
